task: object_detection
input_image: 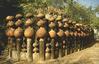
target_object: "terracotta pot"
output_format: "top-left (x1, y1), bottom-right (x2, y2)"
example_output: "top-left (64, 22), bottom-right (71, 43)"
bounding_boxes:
top-left (64, 30), bottom-right (69, 36)
top-left (77, 28), bottom-right (81, 31)
top-left (6, 29), bottom-right (10, 36)
top-left (56, 16), bottom-right (62, 21)
top-left (48, 16), bottom-right (55, 22)
top-left (64, 23), bottom-right (69, 28)
top-left (49, 29), bottom-right (56, 38)
top-left (70, 32), bottom-right (74, 36)
top-left (58, 22), bottom-right (63, 28)
top-left (46, 47), bottom-right (50, 53)
top-left (24, 27), bottom-right (34, 38)
top-left (72, 21), bottom-right (76, 24)
top-left (37, 13), bottom-right (44, 18)
top-left (83, 33), bottom-right (86, 36)
top-left (6, 16), bottom-right (14, 21)
top-left (25, 19), bottom-right (33, 27)
top-left (26, 13), bottom-right (33, 18)
top-left (77, 32), bottom-right (81, 36)
top-left (45, 14), bottom-right (51, 20)
top-left (37, 20), bottom-right (45, 27)
top-left (6, 28), bottom-right (15, 37)
top-left (15, 14), bottom-right (23, 19)
top-left (57, 29), bottom-right (64, 37)
top-left (63, 18), bottom-right (68, 22)
top-left (80, 31), bottom-right (84, 37)
top-left (36, 27), bottom-right (46, 38)
top-left (14, 27), bottom-right (23, 38)
top-left (49, 22), bottom-right (55, 29)
top-left (15, 20), bottom-right (22, 27)
top-left (68, 20), bottom-right (72, 24)
top-left (7, 21), bottom-right (14, 27)
top-left (74, 31), bottom-right (77, 36)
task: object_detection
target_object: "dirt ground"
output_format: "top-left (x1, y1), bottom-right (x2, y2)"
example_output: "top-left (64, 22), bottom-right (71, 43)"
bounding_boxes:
top-left (0, 41), bottom-right (99, 64)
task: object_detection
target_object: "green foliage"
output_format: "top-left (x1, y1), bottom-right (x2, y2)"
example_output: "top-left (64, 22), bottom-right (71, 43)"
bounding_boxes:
top-left (18, 0), bottom-right (53, 14)
top-left (95, 5), bottom-right (99, 13)
top-left (0, 0), bottom-right (99, 28)
top-left (3, 0), bottom-right (99, 27)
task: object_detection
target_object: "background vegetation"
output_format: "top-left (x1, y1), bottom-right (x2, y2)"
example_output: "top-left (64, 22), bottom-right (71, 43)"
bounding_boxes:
top-left (0, 0), bottom-right (99, 28)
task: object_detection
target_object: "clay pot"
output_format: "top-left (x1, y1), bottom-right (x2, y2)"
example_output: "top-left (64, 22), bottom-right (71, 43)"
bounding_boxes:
top-left (15, 14), bottom-right (23, 19)
top-left (70, 32), bottom-right (74, 36)
top-left (25, 19), bottom-right (33, 27)
top-left (6, 28), bottom-right (15, 37)
top-left (64, 30), bottom-right (69, 36)
top-left (14, 27), bottom-right (23, 38)
top-left (49, 29), bottom-right (56, 38)
top-left (33, 48), bottom-right (38, 52)
top-left (57, 29), bottom-right (64, 37)
top-left (56, 16), bottom-right (62, 21)
top-left (77, 28), bottom-right (81, 31)
top-left (64, 23), bottom-right (69, 28)
top-left (58, 22), bottom-right (63, 28)
top-left (80, 31), bottom-right (84, 37)
top-left (26, 13), bottom-right (33, 18)
top-left (49, 22), bottom-right (55, 29)
top-left (83, 33), bottom-right (86, 36)
top-left (6, 16), bottom-right (14, 21)
top-left (24, 27), bottom-right (34, 38)
top-left (77, 32), bottom-right (81, 36)
top-left (45, 14), bottom-right (51, 20)
top-left (37, 20), bottom-right (45, 27)
top-left (37, 13), bottom-right (44, 18)
top-left (7, 21), bottom-right (14, 27)
top-left (15, 20), bottom-right (22, 27)
top-left (48, 16), bottom-right (55, 22)
top-left (75, 23), bottom-right (80, 27)
top-left (45, 47), bottom-right (50, 53)
top-left (68, 20), bottom-right (72, 24)
top-left (72, 21), bottom-right (76, 24)
top-left (36, 27), bottom-right (47, 38)
top-left (63, 18), bottom-right (68, 22)
top-left (74, 31), bottom-right (77, 36)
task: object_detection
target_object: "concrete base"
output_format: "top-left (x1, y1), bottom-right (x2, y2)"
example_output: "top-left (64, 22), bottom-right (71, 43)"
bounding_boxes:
top-left (12, 50), bottom-right (40, 62)
top-left (12, 50), bottom-right (27, 61)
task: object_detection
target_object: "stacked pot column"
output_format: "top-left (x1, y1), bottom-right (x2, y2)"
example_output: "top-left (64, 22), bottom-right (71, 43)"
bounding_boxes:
top-left (72, 21), bottom-right (77, 52)
top-left (48, 16), bottom-right (56, 59)
top-left (36, 13), bottom-right (47, 61)
top-left (14, 14), bottom-right (23, 61)
top-left (45, 16), bottom-right (51, 60)
top-left (6, 16), bottom-right (15, 59)
top-left (56, 15), bottom-right (64, 57)
top-left (63, 18), bottom-right (69, 55)
top-left (24, 13), bottom-right (34, 62)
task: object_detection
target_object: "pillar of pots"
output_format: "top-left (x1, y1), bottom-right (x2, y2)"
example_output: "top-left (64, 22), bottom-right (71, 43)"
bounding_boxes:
top-left (57, 28), bottom-right (64, 58)
top-left (14, 27), bottom-right (23, 61)
top-left (64, 30), bottom-right (70, 55)
top-left (49, 29), bottom-right (56, 59)
top-left (24, 26), bottom-right (34, 62)
top-left (6, 28), bottom-right (15, 59)
top-left (36, 26), bottom-right (47, 61)
top-left (56, 16), bottom-right (65, 58)
top-left (6, 16), bottom-right (15, 59)
top-left (63, 22), bottom-right (69, 55)
top-left (33, 39), bottom-right (39, 62)
top-left (48, 20), bottom-right (56, 59)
